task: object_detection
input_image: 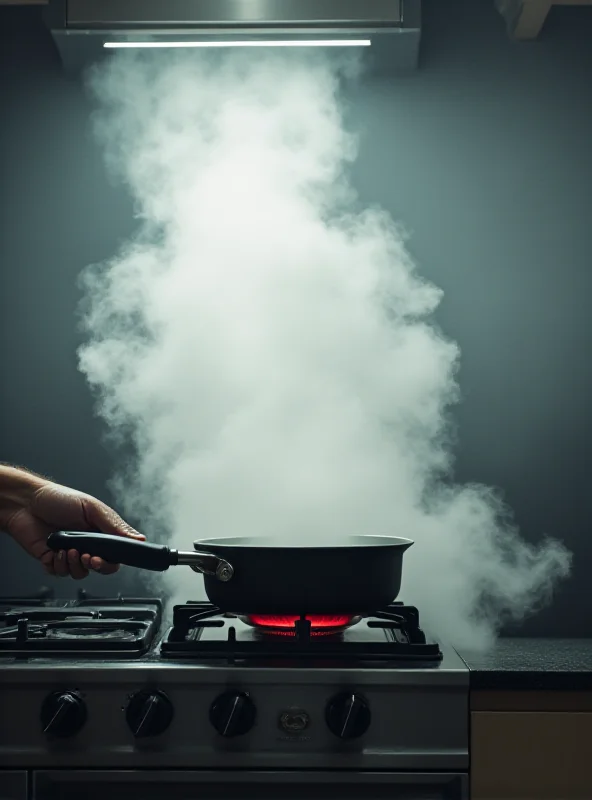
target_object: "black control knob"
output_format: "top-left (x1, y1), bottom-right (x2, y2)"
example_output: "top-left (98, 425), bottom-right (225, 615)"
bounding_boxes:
top-left (126, 690), bottom-right (174, 738)
top-left (209, 691), bottom-right (256, 737)
top-left (40, 691), bottom-right (87, 738)
top-left (325, 692), bottom-right (371, 739)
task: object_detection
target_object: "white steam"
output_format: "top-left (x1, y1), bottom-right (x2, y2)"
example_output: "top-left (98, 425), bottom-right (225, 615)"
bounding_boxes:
top-left (78, 50), bottom-right (571, 649)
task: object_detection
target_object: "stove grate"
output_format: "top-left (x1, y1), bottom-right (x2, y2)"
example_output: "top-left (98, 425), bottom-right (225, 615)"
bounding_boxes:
top-left (0, 590), bottom-right (162, 657)
top-left (161, 602), bottom-right (442, 664)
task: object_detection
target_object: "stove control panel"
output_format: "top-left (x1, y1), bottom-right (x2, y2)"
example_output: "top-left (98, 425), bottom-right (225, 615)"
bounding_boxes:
top-left (209, 691), bottom-right (256, 737)
top-left (0, 670), bottom-right (468, 770)
top-left (325, 692), bottom-right (371, 739)
top-left (125, 690), bottom-right (174, 738)
top-left (40, 691), bottom-right (87, 739)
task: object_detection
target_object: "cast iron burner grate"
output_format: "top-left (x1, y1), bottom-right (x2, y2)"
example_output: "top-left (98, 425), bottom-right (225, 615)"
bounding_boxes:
top-left (0, 589), bottom-right (162, 657)
top-left (161, 602), bottom-right (442, 664)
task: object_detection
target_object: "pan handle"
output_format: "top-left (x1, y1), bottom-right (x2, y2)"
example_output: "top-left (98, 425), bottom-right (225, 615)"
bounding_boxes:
top-left (177, 551), bottom-right (234, 582)
top-left (46, 532), bottom-right (234, 582)
top-left (47, 531), bottom-right (174, 571)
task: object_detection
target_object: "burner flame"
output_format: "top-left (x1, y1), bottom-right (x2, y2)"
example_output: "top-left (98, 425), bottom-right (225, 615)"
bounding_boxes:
top-left (247, 614), bottom-right (356, 635)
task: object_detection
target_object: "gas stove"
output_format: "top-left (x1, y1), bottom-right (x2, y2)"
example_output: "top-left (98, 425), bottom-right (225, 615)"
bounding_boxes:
top-left (0, 590), bottom-right (469, 800)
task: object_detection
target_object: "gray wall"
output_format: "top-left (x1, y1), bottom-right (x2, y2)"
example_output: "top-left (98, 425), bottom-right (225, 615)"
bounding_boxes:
top-left (1, 0), bottom-right (591, 635)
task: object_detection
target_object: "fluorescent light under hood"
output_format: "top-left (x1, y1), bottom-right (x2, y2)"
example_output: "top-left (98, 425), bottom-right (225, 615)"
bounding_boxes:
top-left (47, 0), bottom-right (421, 72)
top-left (103, 40), bottom-right (372, 49)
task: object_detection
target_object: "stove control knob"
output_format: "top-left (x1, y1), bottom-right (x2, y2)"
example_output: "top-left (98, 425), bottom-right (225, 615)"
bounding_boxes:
top-left (209, 691), bottom-right (256, 737)
top-left (325, 692), bottom-right (371, 739)
top-left (40, 691), bottom-right (87, 738)
top-left (126, 690), bottom-right (174, 738)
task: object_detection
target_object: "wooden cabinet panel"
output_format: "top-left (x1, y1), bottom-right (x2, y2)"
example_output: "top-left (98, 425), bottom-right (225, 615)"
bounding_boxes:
top-left (472, 711), bottom-right (592, 800)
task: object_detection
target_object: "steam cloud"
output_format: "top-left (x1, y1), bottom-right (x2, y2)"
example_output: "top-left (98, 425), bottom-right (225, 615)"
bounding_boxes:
top-left (78, 50), bottom-right (571, 649)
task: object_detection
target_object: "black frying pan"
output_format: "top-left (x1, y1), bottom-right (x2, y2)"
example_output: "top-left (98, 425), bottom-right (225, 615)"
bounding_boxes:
top-left (47, 531), bottom-right (413, 614)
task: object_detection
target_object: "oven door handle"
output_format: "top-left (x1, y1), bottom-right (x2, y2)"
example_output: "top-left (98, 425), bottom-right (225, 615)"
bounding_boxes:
top-left (32, 770), bottom-right (468, 800)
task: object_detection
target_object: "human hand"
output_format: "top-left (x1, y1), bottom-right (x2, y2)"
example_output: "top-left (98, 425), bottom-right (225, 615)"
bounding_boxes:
top-left (1, 466), bottom-right (145, 579)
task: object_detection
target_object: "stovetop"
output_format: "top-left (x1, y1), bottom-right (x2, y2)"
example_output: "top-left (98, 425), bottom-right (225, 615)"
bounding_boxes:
top-left (0, 590), bottom-right (469, 772)
top-left (0, 589), bottom-right (446, 666)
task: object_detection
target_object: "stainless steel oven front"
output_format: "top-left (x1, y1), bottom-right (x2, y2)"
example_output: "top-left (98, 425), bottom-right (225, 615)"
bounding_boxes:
top-left (0, 647), bottom-right (469, 800)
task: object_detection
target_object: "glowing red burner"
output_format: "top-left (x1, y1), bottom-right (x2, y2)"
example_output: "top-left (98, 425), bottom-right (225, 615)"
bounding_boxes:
top-left (246, 614), bottom-right (358, 636)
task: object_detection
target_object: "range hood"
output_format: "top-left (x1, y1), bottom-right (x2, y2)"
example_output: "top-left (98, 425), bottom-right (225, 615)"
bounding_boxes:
top-left (45, 0), bottom-right (421, 73)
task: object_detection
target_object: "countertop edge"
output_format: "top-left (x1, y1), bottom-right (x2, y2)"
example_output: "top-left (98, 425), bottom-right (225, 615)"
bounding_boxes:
top-left (457, 638), bottom-right (592, 691)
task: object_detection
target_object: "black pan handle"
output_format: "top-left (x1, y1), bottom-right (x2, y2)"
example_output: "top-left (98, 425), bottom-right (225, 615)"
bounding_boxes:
top-left (46, 531), bottom-right (177, 572)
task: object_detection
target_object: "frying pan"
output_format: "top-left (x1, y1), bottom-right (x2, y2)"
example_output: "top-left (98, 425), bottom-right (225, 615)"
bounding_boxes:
top-left (47, 531), bottom-right (413, 614)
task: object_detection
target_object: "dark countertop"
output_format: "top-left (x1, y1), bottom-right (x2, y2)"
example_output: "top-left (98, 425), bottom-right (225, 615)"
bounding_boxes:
top-left (458, 638), bottom-right (592, 690)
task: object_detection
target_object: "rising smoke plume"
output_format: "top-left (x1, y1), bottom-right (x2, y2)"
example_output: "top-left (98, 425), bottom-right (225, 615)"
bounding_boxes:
top-left (78, 50), bottom-right (571, 649)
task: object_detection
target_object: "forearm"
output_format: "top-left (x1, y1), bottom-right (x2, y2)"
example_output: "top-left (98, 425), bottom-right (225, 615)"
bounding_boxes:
top-left (0, 465), bottom-right (47, 533)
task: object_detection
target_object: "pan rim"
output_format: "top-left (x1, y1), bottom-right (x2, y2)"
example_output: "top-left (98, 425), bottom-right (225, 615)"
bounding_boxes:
top-left (193, 534), bottom-right (413, 551)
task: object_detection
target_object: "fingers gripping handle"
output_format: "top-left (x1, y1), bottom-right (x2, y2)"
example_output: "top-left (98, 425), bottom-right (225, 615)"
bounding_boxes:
top-left (46, 531), bottom-right (177, 572)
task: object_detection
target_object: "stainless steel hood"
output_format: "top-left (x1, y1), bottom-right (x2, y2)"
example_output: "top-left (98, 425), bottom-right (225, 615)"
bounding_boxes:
top-left (45, 0), bottom-right (421, 73)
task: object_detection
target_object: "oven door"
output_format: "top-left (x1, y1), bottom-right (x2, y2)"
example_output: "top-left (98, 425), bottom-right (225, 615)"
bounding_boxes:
top-left (33, 770), bottom-right (468, 800)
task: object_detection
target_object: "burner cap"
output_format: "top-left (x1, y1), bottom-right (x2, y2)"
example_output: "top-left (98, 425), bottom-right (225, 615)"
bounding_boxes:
top-left (47, 627), bottom-right (137, 641)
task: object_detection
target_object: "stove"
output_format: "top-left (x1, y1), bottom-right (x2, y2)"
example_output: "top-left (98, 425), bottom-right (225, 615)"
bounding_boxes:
top-left (0, 590), bottom-right (469, 800)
